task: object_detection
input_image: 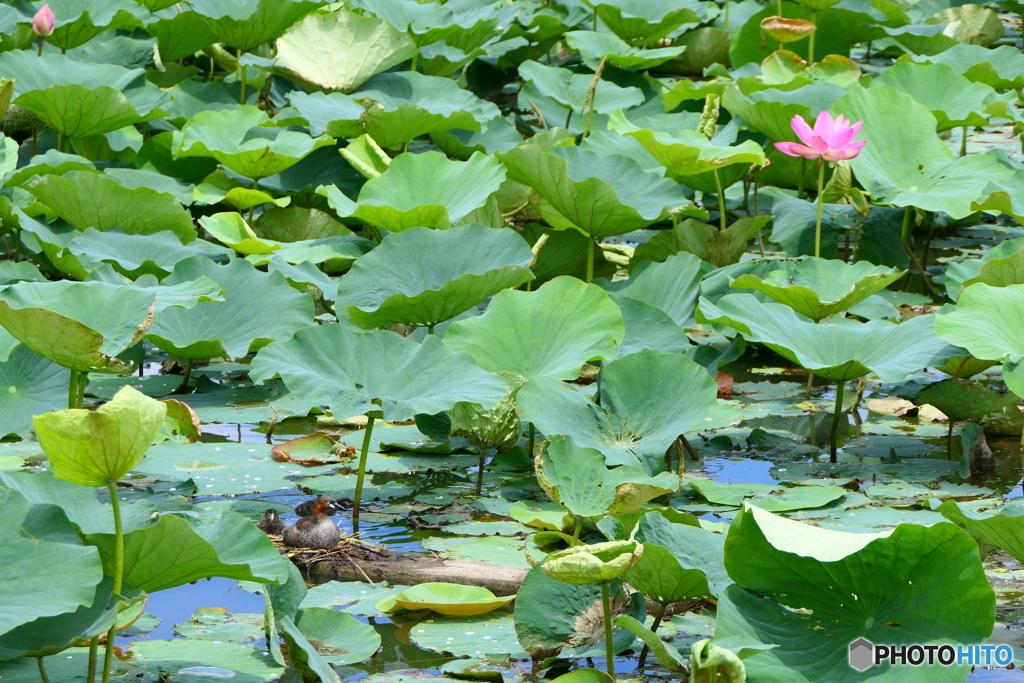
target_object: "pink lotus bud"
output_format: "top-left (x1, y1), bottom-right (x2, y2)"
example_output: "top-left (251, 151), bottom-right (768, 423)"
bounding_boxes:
top-left (32, 4), bottom-right (55, 37)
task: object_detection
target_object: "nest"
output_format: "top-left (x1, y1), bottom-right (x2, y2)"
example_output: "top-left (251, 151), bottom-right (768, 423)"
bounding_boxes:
top-left (269, 533), bottom-right (392, 581)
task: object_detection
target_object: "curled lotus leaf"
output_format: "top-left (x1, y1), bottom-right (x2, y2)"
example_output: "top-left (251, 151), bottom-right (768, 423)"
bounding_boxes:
top-left (542, 539), bottom-right (643, 585)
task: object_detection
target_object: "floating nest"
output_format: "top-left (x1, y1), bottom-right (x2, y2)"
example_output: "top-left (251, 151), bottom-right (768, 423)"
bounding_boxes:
top-left (268, 533), bottom-right (392, 581)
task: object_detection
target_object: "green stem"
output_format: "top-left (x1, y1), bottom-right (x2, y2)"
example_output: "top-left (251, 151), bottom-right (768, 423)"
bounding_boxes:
top-left (679, 434), bottom-right (699, 462)
top-left (247, 179), bottom-right (259, 224)
top-left (238, 48), bottom-right (247, 105)
top-left (808, 11), bottom-right (816, 63)
top-left (777, 0), bottom-right (783, 15)
top-left (601, 582), bottom-right (616, 680)
top-left (805, 371), bottom-right (815, 400)
top-left (475, 444), bottom-right (488, 496)
top-left (78, 371), bottom-right (87, 409)
top-left (37, 657), bottom-right (49, 683)
top-left (814, 160), bottom-right (825, 258)
top-left (947, 419), bottom-right (956, 461)
top-left (637, 602), bottom-right (669, 668)
top-left (87, 635), bottom-right (99, 682)
top-left (724, 0), bottom-right (730, 31)
top-left (712, 168), bottom-right (726, 232)
top-left (899, 207), bottom-right (935, 296)
top-left (351, 415), bottom-right (376, 533)
top-left (410, 52), bottom-right (418, 73)
top-left (797, 158), bottom-right (806, 199)
top-left (830, 380), bottom-right (845, 463)
top-left (572, 516), bottom-right (583, 541)
top-left (586, 239), bottom-right (595, 283)
top-left (527, 422), bottom-right (535, 456)
top-left (101, 482), bottom-right (125, 683)
top-left (960, 125), bottom-right (968, 157)
top-left (426, 324), bottom-right (436, 336)
top-left (177, 359), bottom-right (193, 393)
top-left (69, 370), bottom-right (79, 409)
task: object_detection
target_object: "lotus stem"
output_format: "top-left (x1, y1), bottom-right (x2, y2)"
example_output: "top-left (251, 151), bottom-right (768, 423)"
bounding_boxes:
top-left (527, 422), bottom-right (535, 456)
top-left (947, 419), bottom-right (955, 461)
top-left (572, 516), bottom-right (583, 541)
top-left (637, 602), bottom-right (669, 668)
top-left (68, 370), bottom-right (79, 409)
top-left (475, 442), bottom-right (488, 496)
top-left (78, 372), bottom-right (87, 408)
top-left (101, 481), bottom-right (125, 683)
top-left (237, 48), bottom-right (246, 105)
top-left (177, 359), bottom-right (193, 394)
top-left (426, 323), bottom-right (436, 336)
top-left (680, 434), bottom-right (699, 462)
top-left (830, 380), bottom-right (845, 463)
top-left (581, 56), bottom-right (608, 140)
top-left (814, 160), bottom-right (825, 258)
top-left (808, 11), bottom-right (816, 63)
top-left (805, 370), bottom-right (814, 399)
top-left (777, 0), bottom-right (783, 16)
top-left (586, 239), bottom-right (595, 283)
top-left (899, 207), bottom-right (935, 296)
top-left (798, 158), bottom-right (806, 199)
top-left (410, 52), bottom-right (418, 73)
top-left (87, 635), bottom-right (99, 681)
top-left (724, 0), bottom-right (730, 31)
top-left (37, 657), bottom-right (49, 683)
top-left (601, 582), bottom-right (616, 680)
top-left (352, 414), bottom-right (376, 533)
top-left (713, 168), bottom-right (727, 232)
top-left (960, 125), bottom-right (968, 157)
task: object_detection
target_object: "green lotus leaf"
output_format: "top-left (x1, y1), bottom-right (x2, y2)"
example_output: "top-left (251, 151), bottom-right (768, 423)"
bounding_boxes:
top-left (913, 379), bottom-right (1017, 422)
top-left (337, 224), bottom-right (533, 329)
top-left (254, 207), bottom-right (354, 242)
top-left (443, 276), bottom-right (624, 381)
top-left (563, 30), bottom-right (687, 70)
top-left (872, 61), bottom-right (1006, 132)
top-left (519, 351), bottom-right (723, 468)
top-left (689, 480), bottom-right (847, 512)
top-left (538, 435), bottom-right (680, 519)
top-left (69, 229), bottom-right (232, 280)
top-left (192, 179), bottom-right (290, 212)
top-left (611, 296), bottom-right (691, 359)
top-left (698, 294), bottom-right (959, 381)
top-left (144, 9), bottom-right (219, 62)
top-left (690, 639), bottom-right (748, 683)
top-left (497, 145), bottom-right (695, 239)
top-left (600, 252), bottom-right (710, 328)
top-left (517, 60), bottom-right (643, 136)
top-left (935, 283), bottom-right (1024, 396)
top-left (542, 539), bottom-right (643, 585)
top-left (275, 10), bottom-right (416, 93)
top-left (716, 504), bottom-right (995, 681)
top-left (938, 500), bottom-right (1024, 562)
top-left (431, 117), bottom-right (524, 160)
top-left (630, 511), bottom-right (730, 599)
top-left (449, 371), bottom-right (524, 452)
top-left (760, 52), bottom-right (861, 87)
top-left (352, 72), bottom-right (501, 150)
top-left (83, 267), bottom-right (226, 315)
top-left (911, 43), bottom-right (1024, 91)
top-left (0, 346), bottom-right (70, 439)
top-left (23, 0), bottom-right (147, 50)
top-left (284, 91), bottom-right (370, 138)
top-left (33, 385), bottom-right (166, 487)
top-left (0, 281), bottom-right (156, 372)
top-left (377, 582), bottom-right (514, 617)
top-left (513, 563), bottom-right (644, 657)
top-left (660, 27), bottom-right (731, 77)
top-left (0, 487), bottom-right (104, 638)
top-left (831, 86), bottom-right (1015, 219)
top-left (722, 82), bottom-right (848, 143)
top-left (187, 0), bottom-right (322, 50)
top-left (199, 212), bottom-right (279, 255)
top-left (127, 639), bottom-right (285, 682)
top-left (250, 324), bottom-right (507, 422)
top-left (945, 237), bottom-right (1024, 301)
top-left (729, 257), bottom-right (904, 322)
top-left (0, 52), bottom-right (169, 138)
top-left (249, 237), bottom-right (374, 271)
top-left (319, 151), bottom-right (505, 232)
top-left (176, 105), bottom-right (334, 181)
top-left (88, 509), bottom-right (290, 593)
top-left (591, 0), bottom-right (702, 46)
top-left (926, 4), bottom-right (1003, 46)
top-left (614, 614), bottom-right (687, 672)
top-left (548, 670), bottom-right (615, 683)
top-left (629, 216), bottom-right (771, 270)
top-left (608, 109), bottom-right (767, 181)
top-left (28, 172), bottom-right (197, 243)
top-left (731, 3), bottom-right (850, 67)
top-left (291, 606), bottom-right (381, 664)
top-left (145, 256), bottom-right (315, 361)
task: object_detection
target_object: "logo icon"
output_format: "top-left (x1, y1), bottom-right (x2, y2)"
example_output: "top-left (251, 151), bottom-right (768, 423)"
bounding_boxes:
top-left (849, 638), bottom-right (874, 672)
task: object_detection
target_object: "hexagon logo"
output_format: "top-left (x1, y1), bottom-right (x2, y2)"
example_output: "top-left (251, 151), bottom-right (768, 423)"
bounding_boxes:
top-left (848, 638), bottom-right (874, 672)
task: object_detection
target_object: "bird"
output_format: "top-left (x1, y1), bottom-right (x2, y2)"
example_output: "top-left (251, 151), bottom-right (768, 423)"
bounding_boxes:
top-left (282, 498), bottom-right (341, 549)
top-left (294, 495), bottom-right (354, 517)
top-left (256, 509), bottom-right (284, 535)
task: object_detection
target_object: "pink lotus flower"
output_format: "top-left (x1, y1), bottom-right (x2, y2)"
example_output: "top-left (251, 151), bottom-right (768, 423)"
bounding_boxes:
top-left (774, 111), bottom-right (867, 162)
top-left (32, 4), bottom-right (54, 37)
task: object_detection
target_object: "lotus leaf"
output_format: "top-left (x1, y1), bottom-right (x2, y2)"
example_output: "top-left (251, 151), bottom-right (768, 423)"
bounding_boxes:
top-left (443, 276), bottom-right (624, 381)
top-left (944, 237), bottom-right (1024, 301)
top-left (336, 224), bottom-right (534, 329)
top-left (538, 435), bottom-right (680, 520)
top-left (187, 0), bottom-right (322, 50)
top-left (599, 251), bottom-right (710, 328)
top-left (0, 487), bottom-right (104, 637)
top-left (291, 607), bottom-right (381, 664)
top-left (520, 351), bottom-right (723, 469)
top-left (542, 539), bottom-right (643, 585)
top-left (722, 82), bottom-right (849, 144)
top-left (0, 280), bottom-right (155, 373)
top-left (144, 9), bottom-right (219, 62)
top-left (717, 504), bottom-right (995, 681)
top-left (275, 10), bottom-right (416, 93)
top-left (176, 105), bottom-right (334, 181)
top-left (33, 385), bottom-right (166, 487)
top-left (377, 582), bottom-right (514, 617)
top-left (831, 86), bottom-right (1015, 219)
top-left (913, 379), bottom-right (1017, 421)
top-left (632, 511), bottom-right (730, 597)
top-left (69, 229), bottom-right (231, 280)
top-left (563, 31), bottom-right (687, 70)
top-left (699, 294), bottom-right (958, 381)
top-left (498, 145), bottom-right (695, 239)
top-left (911, 43), bottom-right (1024, 90)
top-left (0, 346), bottom-right (70, 439)
top-left (28, 172), bottom-right (197, 243)
top-left (319, 151), bottom-right (505, 232)
top-left (0, 52), bottom-right (169, 137)
top-left (759, 53), bottom-right (861, 88)
top-left (729, 257), bottom-right (903, 321)
top-left (591, 0), bottom-right (702, 46)
top-left (24, 0), bottom-right (147, 50)
top-left (611, 296), bottom-right (691, 359)
top-left (548, 670), bottom-right (614, 683)
top-left (517, 60), bottom-right (643, 135)
top-left (872, 61), bottom-right (1008, 132)
top-left (249, 324), bottom-right (506, 422)
top-left (935, 283), bottom-right (1024, 396)
top-left (254, 207), bottom-right (353, 242)
top-left (938, 500), bottom-right (1024, 562)
top-left (145, 256), bottom-right (314, 362)
top-left (690, 640), bottom-right (748, 683)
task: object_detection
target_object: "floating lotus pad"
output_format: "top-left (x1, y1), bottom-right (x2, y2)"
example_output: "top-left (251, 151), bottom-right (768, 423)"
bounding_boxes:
top-left (377, 583), bottom-right (515, 617)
